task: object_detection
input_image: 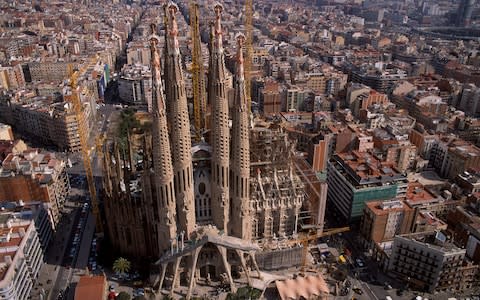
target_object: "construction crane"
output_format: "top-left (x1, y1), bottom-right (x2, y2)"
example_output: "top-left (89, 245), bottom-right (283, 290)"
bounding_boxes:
top-left (68, 58), bottom-right (103, 234)
top-left (190, 0), bottom-right (206, 142)
top-left (95, 133), bottom-right (105, 163)
top-left (289, 226), bottom-right (350, 273)
top-left (244, 0), bottom-right (253, 113)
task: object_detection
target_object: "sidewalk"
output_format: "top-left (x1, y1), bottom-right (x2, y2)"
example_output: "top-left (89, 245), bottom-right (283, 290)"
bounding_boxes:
top-left (30, 206), bottom-right (77, 300)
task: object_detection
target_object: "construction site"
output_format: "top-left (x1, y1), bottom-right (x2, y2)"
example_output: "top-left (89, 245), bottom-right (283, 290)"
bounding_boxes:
top-left (95, 2), bottom-right (348, 299)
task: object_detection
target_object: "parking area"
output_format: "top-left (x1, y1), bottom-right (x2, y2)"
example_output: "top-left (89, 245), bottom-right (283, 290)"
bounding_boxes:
top-left (63, 203), bottom-right (90, 269)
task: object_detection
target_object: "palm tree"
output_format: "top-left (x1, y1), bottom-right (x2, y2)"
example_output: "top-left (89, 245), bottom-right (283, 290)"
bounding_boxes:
top-left (113, 257), bottom-right (131, 275)
top-left (117, 291), bottom-right (131, 300)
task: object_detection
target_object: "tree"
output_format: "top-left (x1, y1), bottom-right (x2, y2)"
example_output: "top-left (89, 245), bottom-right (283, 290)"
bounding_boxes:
top-left (226, 287), bottom-right (261, 300)
top-left (113, 257), bottom-right (131, 275)
top-left (117, 291), bottom-right (131, 300)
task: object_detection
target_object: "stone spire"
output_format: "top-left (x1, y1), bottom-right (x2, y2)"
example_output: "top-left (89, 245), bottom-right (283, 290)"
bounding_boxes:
top-left (230, 34), bottom-right (251, 240)
top-left (165, 2), bottom-right (196, 236)
top-left (148, 23), bottom-right (177, 252)
top-left (163, 4), bottom-right (172, 129)
top-left (210, 3), bottom-right (230, 231)
top-left (207, 21), bottom-right (215, 127)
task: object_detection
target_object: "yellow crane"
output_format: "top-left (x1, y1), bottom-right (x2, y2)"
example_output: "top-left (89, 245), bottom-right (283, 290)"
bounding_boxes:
top-left (68, 58), bottom-right (103, 234)
top-left (244, 0), bottom-right (253, 112)
top-left (288, 226), bottom-right (350, 273)
top-left (190, 0), bottom-right (206, 141)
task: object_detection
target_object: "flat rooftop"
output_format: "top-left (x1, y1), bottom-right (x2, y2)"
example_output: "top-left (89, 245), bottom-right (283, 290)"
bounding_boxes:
top-left (337, 151), bottom-right (401, 180)
top-left (405, 182), bottom-right (437, 205)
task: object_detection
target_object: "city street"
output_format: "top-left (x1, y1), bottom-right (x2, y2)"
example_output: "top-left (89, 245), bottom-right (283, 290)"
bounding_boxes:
top-left (31, 204), bottom-right (77, 300)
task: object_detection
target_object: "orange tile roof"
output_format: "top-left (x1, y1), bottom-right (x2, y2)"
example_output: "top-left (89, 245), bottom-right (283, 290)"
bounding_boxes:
top-left (74, 275), bottom-right (106, 300)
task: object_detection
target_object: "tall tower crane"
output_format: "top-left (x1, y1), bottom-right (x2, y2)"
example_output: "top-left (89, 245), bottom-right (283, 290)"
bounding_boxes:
top-left (68, 58), bottom-right (103, 234)
top-left (190, 0), bottom-right (206, 141)
top-left (244, 0), bottom-right (253, 113)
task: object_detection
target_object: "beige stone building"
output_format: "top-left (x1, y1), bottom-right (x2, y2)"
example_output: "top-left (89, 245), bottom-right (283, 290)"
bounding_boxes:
top-left (0, 147), bottom-right (70, 227)
top-left (28, 60), bottom-right (70, 82)
top-left (0, 65), bottom-right (25, 91)
top-left (0, 124), bottom-right (14, 141)
top-left (0, 94), bottom-right (92, 152)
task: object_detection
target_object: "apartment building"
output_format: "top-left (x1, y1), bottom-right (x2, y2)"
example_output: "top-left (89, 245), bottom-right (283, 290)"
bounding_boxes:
top-left (0, 124), bottom-right (13, 141)
top-left (361, 199), bottom-right (415, 244)
top-left (351, 90), bottom-right (389, 117)
top-left (428, 136), bottom-right (480, 179)
top-left (0, 201), bottom-right (53, 252)
top-left (456, 83), bottom-right (480, 117)
top-left (306, 73), bottom-right (327, 94)
top-left (28, 61), bottom-right (70, 82)
top-left (0, 95), bottom-right (92, 152)
top-left (442, 143), bottom-right (480, 179)
top-left (0, 65), bottom-right (25, 91)
top-left (0, 217), bottom-right (44, 300)
top-left (388, 231), bottom-right (477, 293)
top-left (118, 64), bottom-right (152, 110)
top-left (283, 86), bottom-right (307, 112)
top-left (350, 66), bottom-right (407, 93)
top-left (0, 148), bottom-right (70, 227)
top-left (126, 42), bottom-right (151, 66)
top-left (327, 151), bottom-right (408, 220)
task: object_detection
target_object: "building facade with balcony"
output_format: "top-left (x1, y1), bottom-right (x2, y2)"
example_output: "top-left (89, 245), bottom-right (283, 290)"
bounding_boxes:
top-left (388, 231), bottom-right (477, 293)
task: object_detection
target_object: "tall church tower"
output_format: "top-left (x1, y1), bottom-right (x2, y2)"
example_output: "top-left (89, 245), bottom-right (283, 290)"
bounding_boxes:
top-left (230, 34), bottom-right (251, 240)
top-left (165, 3), bottom-right (196, 236)
top-left (210, 3), bottom-right (230, 231)
top-left (148, 24), bottom-right (177, 252)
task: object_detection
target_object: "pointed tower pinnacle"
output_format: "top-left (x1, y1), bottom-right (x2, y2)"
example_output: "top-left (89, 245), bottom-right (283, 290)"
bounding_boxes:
top-left (207, 21), bottom-right (215, 108)
top-left (148, 23), bottom-right (177, 253)
top-left (163, 4), bottom-right (172, 130)
top-left (165, 2), bottom-right (196, 236)
top-left (230, 34), bottom-right (251, 239)
top-left (210, 2), bottom-right (230, 232)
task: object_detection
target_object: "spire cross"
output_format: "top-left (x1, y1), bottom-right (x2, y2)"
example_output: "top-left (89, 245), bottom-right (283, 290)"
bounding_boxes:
top-left (214, 3), bottom-right (223, 50)
top-left (214, 4), bottom-right (223, 36)
top-left (150, 37), bottom-right (161, 73)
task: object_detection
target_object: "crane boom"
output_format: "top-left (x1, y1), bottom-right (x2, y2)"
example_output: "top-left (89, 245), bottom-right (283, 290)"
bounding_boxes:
top-left (68, 58), bottom-right (103, 234)
top-left (289, 226), bottom-right (350, 273)
top-left (244, 0), bottom-right (253, 113)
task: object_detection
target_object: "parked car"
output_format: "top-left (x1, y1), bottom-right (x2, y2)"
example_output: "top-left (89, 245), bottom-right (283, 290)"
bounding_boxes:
top-left (133, 288), bottom-right (145, 297)
top-left (355, 258), bottom-right (365, 268)
top-left (353, 287), bottom-right (363, 295)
